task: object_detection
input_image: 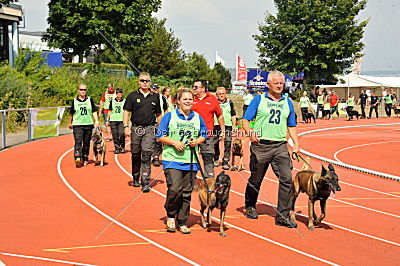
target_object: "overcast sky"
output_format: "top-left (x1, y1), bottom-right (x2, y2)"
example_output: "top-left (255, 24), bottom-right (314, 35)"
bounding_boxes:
top-left (18, 0), bottom-right (400, 72)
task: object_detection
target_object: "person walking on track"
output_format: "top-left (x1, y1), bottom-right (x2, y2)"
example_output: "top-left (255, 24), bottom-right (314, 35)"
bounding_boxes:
top-left (192, 79), bottom-right (225, 179)
top-left (242, 70), bottom-right (300, 228)
top-left (346, 93), bottom-right (355, 114)
top-left (69, 84), bottom-right (99, 167)
top-left (107, 88), bottom-right (126, 154)
top-left (316, 90), bottom-right (324, 119)
top-left (357, 89), bottom-right (368, 119)
top-left (329, 90), bottom-right (340, 119)
top-left (213, 87), bottom-right (237, 170)
top-left (243, 89), bottom-right (253, 117)
top-left (99, 83), bottom-right (116, 141)
top-left (157, 88), bottom-right (207, 234)
top-left (123, 72), bottom-right (162, 192)
top-left (299, 91), bottom-right (311, 122)
top-left (368, 91), bottom-right (380, 119)
top-left (383, 91), bottom-right (394, 118)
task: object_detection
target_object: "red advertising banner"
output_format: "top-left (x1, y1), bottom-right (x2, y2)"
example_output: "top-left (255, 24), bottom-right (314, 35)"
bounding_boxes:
top-left (236, 55), bottom-right (247, 82)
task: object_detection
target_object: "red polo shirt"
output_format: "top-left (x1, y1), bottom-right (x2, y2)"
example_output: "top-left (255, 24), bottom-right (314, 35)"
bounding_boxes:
top-left (192, 91), bottom-right (222, 132)
top-left (330, 94), bottom-right (339, 106)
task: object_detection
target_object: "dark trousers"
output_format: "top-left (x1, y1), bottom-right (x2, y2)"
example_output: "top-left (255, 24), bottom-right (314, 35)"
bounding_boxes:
top-left (73, 125), bottom-right (93, 161)
top-left (164, 169), bottom-right (196, 226)
top-left (330, 106), bottom-right (339, 117)
top-left (110, 121), bottom-right (125, 151)
top-left (360, 104), bottom-right (366, 118)
top-left (369, 105), bottom-right (379, 118)
top-left (316, 104), bottom-right (323, 119)
top-left (245, 142), bottom-right (293, 221)
top-left (130, 125), bottom-right (155, 185)
top-left (213, 125), bottom-right (233, 165)
top-left (243, 105), bottom-right (249, 117)
top-left (199, 137), bottom-right (215, 178)
top-left (300, 107), bottom-right (308, 121)
top-left (385, 103), bottom-right (392, 117)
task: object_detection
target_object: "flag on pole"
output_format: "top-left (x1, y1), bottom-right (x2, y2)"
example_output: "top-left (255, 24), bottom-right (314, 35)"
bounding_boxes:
top-left (215, 51), bottom-right (226, 66)
top-left (236, 54), bottom-right (247, 82)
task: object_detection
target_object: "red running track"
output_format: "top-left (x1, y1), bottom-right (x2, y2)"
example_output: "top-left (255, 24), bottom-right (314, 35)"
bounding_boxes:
top-left (1, 117), bottom-right (399, 265)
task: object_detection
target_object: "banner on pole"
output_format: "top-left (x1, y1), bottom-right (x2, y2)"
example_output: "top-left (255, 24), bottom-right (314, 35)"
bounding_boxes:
top-left (236, 55), bottom-right (247, 82)
top-left (30, 107), bottom-right (65, 139)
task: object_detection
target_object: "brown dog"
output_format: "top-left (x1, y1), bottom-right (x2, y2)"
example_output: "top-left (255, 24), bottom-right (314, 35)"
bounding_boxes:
top-left (290, 158), bottom-right (341, 230)
top-left (230, 138), bottom-right (245, 171)
top-left (92, 131), bottom-right (106, 166)
top-left (199, 171), bottom-right (231, 236)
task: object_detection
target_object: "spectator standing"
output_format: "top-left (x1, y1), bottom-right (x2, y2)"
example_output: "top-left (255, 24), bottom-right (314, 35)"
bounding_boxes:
top-left (213, 87), bottom-right (237, 170)
top-left (107, 88), bottom-right (126, 154)
top-left (299, 91), bottom-right (311, 122)
top-left (368, 91), bottom-right (380, 119)
top-left (69, 84), bottom-right (99, 167)
top-left (316, 90), bottom-right (324, 119)
top-left (192, 80), bottom-right (224, 179)
top-left (357, 89), bottom-right (368, 119)
top-left (243, 89), bottom-right (254, 116)
top-left (123, 72), bottom-right (162, 192)
top-left (329, 90), bottom-right (340, 119)
top-left (99, 83), bottom-right (116, 140)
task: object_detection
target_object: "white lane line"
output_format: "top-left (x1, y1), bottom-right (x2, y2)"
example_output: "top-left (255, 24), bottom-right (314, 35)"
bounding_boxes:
top-left (333, 140), bottom-right (400, 163)
top-left (57, 148), bottom-right (199, 266)
top-left (301, 128), bottom-right (400, 138)
top-left (115, 155), bottom-right (338, 265)
top-left (291, 167), bottom-right (400, 199)
top-left (0, 252), bottom-right (95, 266)
top-left (250, 170), bottom-right (400, 219)
top-left (226, 189), bottom-right (400, 248)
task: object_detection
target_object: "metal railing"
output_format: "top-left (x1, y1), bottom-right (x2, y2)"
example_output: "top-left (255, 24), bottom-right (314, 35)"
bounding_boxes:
top-left (0, 106), bottom-right (70, 150)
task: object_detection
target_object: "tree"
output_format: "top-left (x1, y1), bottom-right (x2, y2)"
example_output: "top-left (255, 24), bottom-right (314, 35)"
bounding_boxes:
top-left (213, 62), bottom-right (232, 88)
top-left (0, 0), bottom-right (18, 5)
top-left (254, 0), bottom-right (368, 87)
top-left (44, 0), bottom-right (161, 63)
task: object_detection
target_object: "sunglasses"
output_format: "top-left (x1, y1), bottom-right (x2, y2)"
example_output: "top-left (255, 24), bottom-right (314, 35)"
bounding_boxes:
top-left (79, 89), bottom-right (87, 91)
top-left (139, 79), bottom-right (151, 83)
top-left (193, 86), bottom-right (202, 90)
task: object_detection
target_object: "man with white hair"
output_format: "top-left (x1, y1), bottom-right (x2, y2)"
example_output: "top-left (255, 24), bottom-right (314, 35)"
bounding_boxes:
top-left (242, 70), bottom-right (300, 228)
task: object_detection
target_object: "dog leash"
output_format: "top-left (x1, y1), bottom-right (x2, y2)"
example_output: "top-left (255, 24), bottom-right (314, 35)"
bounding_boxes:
top-left (189, 146), bottom-right (213, 193)
top-left (292, 152), bottom-right (313, 170)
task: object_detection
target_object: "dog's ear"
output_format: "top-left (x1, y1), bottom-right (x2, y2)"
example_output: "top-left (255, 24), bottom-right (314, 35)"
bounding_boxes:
top-left (321, 165), bottom-right (327, 176)
top-left (328, 164), bottom-right (335, 172)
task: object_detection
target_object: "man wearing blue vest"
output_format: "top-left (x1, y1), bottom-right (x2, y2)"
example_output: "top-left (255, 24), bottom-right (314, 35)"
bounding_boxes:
top-left (242, 70), bottom-right (300, 228)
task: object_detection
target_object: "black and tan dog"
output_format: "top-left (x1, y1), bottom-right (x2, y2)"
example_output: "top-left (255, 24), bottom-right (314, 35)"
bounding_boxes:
top-left (304, 112), bottom-right (316, 123)
top-left (199, 171), bottom-right (231, 236)
top-left (92, 131), bottom-right (106, 166)
top-left (347, 110), bottom-right (360, 121)
top-left (290, 158), bottom-right (341, 230)
top-left (231, 138), bottom-right (245, 171)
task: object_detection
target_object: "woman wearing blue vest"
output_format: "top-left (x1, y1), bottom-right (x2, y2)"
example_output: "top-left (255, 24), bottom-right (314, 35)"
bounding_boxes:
top-left (157, 88), bottom-right (207, 234)
top-left (69, 84), bottom-right (99, 167)
top-left (107, 88), bottom-right (126, 154)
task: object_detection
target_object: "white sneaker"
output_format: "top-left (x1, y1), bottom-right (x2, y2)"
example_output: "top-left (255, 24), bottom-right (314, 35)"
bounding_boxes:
top-left (166, 218), bottom-right (176, 232)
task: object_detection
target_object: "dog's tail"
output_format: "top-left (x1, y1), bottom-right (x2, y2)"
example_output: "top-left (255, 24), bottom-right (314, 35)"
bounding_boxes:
top-left (300, 156), bottom-right (311, 171)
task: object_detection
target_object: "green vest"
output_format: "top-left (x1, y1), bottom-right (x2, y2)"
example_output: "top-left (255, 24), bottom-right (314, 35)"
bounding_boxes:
top-left (243, 93), bottom-right (253, 106)
top-left (324, 102), bottom-right (331, 110)
top-left (109, 99), bottom-right (125, 121)
top-left (317, 95), bottom-right (324, 105)
top-left (300, 97), bottom-right (309, 108)
top-left (73, 97), bottom-right (93, 126)
top-left (104, 91), bottom-right (116, 109)
top-left (347, 96), bottom-right (355, 107)
top-left (253, 94), bottom-right (290, 141)
top-left (162, 110), bottom-right (201, 163)
top-left (214, 100), bottom-right (233, 126)
top-left (384, 95), bottom-right (393, 104)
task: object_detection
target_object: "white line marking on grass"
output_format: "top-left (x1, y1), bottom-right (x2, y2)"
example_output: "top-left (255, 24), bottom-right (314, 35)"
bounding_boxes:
top-left (57, 148), bottom-right (199, 266)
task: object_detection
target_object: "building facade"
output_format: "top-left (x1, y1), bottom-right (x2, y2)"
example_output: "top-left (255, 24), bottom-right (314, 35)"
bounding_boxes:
top-left (0, 3), bottom-right (23, 65)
